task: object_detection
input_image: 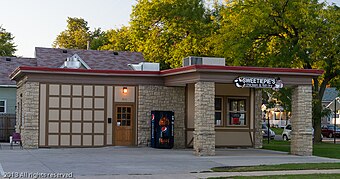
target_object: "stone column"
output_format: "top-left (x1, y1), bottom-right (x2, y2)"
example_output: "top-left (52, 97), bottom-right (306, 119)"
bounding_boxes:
top-left (254, 89), bottom-right (263, 149)
top-left (291, 85), bottom-right (313, 156)
top-left (16, 80), bottom-right (40, 149)
top-left (193, 81), bottom-right (215, 156)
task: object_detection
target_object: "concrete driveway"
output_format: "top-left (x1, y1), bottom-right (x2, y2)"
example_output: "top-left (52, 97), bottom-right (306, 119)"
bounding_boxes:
top-left (1, 143), bottom-right (340, 178)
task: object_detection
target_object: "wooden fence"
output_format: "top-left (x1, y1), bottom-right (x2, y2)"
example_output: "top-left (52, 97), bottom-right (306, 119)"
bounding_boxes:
top-left (0, 114), bottom-right (16, 142)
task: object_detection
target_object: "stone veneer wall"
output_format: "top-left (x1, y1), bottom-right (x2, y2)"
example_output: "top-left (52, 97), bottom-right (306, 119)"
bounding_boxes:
top-left (254, 89), bottom-right (263, 148)
top-left (137, 85), bottom-right (185, 148)
top-left (16, 78), bottom-right (39, 149)
top-left (193, 82), bottom-right (215, 156)
top-left (291, 85), bottom-right (313, 156)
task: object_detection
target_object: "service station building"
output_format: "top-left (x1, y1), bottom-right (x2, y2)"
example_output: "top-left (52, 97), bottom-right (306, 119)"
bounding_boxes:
top-left (10, 58), bottom-right (322, 156)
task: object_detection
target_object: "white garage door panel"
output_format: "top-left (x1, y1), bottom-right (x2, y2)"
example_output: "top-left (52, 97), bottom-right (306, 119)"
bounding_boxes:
top-left (44, 84), bottom-right (106, 147)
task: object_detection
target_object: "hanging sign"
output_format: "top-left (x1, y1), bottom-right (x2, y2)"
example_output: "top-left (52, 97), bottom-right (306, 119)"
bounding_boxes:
top-left (234, 77), bottom-right (283, 90)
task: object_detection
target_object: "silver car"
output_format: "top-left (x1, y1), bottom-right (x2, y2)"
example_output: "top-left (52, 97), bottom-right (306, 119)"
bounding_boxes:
top-left (262, 124), bottom-right (275, 139)
top-left (282, 124), bottom-right (322, 141)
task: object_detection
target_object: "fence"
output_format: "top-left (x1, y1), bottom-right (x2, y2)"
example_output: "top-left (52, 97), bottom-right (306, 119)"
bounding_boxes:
top-left (0, 114), bottom-right (16, 142)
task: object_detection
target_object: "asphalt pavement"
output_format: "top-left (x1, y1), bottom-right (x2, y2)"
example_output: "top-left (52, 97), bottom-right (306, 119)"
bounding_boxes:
top-left (1, 143), bottom-right (340, 178)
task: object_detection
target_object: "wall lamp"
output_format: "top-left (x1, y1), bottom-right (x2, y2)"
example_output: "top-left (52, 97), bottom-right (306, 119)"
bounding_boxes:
top-left (123, 87), bottom-right (128, 94)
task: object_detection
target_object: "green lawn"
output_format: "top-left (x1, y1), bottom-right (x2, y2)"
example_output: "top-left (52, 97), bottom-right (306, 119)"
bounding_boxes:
top-left (262, 140), bottom-right (340, 159)
top-left (209, 174), bottom-right (340, 179)
top-left (271, 127), bottom-right (284, 136)
top-left (211, 163), bottom-right (340, 172)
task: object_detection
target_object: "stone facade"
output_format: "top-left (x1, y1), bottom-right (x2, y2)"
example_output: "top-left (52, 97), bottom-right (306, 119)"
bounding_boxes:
top-left (193, 82), bottom-right (215, 156)
top-left (137, 85), bottom-right (185, 148)
top-left (291, 85), bottom-right (313, 156)
top-left (254, 89), bottom-right (263, 149)
top-left (16, 78), bottom-right (39, 149)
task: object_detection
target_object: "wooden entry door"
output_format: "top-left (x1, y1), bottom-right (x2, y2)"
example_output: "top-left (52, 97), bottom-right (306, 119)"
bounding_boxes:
top-left (114, 105), bottom-right (134, 146)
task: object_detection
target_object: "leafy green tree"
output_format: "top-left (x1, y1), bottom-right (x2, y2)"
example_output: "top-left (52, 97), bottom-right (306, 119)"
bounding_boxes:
top-left (53, 17), bottom-right (107, 50)
top-left (129, 0), bottom-right (215, 69)
top-left (98, 26), bottom-right (133, 51)
top-left (211, 0), bottom-right (340, 142)
top-left (0, 26), bottom-right (16, 56)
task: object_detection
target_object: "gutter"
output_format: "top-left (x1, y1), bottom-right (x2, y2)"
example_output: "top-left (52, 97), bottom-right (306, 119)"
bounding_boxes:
top-left (0, 85), bottom-right (16, 88)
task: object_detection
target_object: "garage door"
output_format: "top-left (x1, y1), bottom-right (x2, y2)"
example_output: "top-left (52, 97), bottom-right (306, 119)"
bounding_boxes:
top-left (40, 84), bottom-right (106, 147)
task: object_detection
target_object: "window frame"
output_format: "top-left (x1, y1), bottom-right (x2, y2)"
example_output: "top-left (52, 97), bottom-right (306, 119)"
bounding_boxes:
top-left (214, 96), bottom-right (249, 128)
top-left (0, 99), bottom-right (6, 113)
top-left (214, 97), bottom-right (223, 126)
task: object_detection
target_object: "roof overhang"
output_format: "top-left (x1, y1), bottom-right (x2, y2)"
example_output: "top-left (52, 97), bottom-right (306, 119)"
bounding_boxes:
top-left (10, 65), bottom-right (323, 87)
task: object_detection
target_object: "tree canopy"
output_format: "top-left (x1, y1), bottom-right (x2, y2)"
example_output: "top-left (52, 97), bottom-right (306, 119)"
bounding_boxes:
top-left (0, 25), bottom-right (16, 56)
top-left (53, 17), bottom-right (105, 50)
top-left (128, 0), bottom-right (215, 69)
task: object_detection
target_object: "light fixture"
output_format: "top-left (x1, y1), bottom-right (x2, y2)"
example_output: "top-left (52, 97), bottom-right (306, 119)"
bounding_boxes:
top-left (123, 87), bottom-right (128, 94)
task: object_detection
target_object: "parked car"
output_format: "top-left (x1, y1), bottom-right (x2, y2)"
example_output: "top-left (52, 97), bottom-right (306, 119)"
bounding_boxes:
top-left (282, 124), bottom-right (292, 141)
top-left (321, 125), bottom-right (340, 138)
top-left (262, 124), bottom-right (275, 139)
top-left (282, 124), bottom-right (323, 141)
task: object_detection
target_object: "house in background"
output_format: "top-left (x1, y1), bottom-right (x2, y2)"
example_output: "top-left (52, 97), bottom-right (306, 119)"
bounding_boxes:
top-left (0, 57), bottom-right (37, 114)
top-left (322, 87), bottom-right (340, 125)
top-left (0, 56), bottom-right (36, 141)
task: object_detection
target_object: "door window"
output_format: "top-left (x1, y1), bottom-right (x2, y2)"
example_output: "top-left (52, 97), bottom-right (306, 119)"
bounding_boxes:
top-left (117, 107), bottom-right (132, 126)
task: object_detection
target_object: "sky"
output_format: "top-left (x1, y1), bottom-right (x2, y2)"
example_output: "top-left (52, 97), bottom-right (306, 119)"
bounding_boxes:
top-left (0, 0), bottom-right (339, 58)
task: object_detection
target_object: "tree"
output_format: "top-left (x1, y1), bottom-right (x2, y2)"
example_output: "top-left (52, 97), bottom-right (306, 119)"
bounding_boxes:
top-left (210, 0), bottom-right (340, 142)
top-left (0, 25), bottom-right (16, 56)
top-left (53, 17), bottom-right (104, 50)
top-left (129, 0), bottom-right (215, 69)
top-left (98, 26), bottom-right (133, 51)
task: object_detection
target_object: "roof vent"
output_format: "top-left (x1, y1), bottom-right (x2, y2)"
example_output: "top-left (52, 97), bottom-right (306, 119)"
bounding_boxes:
top-left (113, 51), bottom-right (119, 55)
top-left (64, 56), bottom-right (81, 69)
top-left (62, 50), bottom-right (68, 53)
top-left (183, 56), bottom-right (225, 67)
top-left (5, 58), bottom-right (11, 62)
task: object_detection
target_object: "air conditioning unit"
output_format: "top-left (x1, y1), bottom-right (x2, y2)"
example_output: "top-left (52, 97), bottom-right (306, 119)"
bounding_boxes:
top-left (128, 62), bottom-right (160, 71)
top-left (182, 56), bottom-right (225, 67)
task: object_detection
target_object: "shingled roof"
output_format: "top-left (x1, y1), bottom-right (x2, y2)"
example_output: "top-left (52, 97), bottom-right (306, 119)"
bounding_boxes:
top-left (0, 57), bottom-right (37, 85)
top-left (35, 47), bottom-right (145, 70)
top-left (323, 87), bottom-right (339, 103)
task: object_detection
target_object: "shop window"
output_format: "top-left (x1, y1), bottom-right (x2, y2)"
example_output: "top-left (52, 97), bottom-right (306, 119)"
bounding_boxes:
top-left (0, 100), bottom-right (6, 113)
top-left (227, 99), bottom-right (246, 126)
top-left (215, 97), bottom-right (223, 126)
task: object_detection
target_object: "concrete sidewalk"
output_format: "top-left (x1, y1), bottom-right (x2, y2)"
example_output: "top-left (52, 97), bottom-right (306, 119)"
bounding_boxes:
top-left (1, 144), bottom-right (340, 178)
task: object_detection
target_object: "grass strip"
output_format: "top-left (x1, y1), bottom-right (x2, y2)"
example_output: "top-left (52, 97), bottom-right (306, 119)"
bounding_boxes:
top-left (211, 163), bottom-right (340, 172)
top-left (209, 174), bottom-right (340, 179)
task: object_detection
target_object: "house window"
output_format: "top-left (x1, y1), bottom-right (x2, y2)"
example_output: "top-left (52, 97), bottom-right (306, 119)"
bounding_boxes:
top-left (0, 100), bottom-right (6, 113)
top-left (215, 97), bottom-right (223, 126)
top-left (228, 98), bottom-right (246, 126)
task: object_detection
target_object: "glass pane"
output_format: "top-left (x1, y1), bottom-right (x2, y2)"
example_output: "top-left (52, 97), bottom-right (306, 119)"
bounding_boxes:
top-left (122, 114), bottom-right (126, 119)
top-left (127, 107), bottom-right (131, 113)
top-left (0, 107), bottom-right (4, 112)
top-left (117, 120), bottom-right (121, 126)
top-left (117, 107), bottom-right (121, 113)
top-left (215, 112), bottom-right (222, 126)
top-left (127, 114), bottom-right (131, 119)
top-left (121, 120), bottom-right (126, 126)
top-left (215, 98), bottom-right (222, 110)
top-left (230, 100), bottom-right (238, 111)
top-left (239, 100), bottom-right (245, 111)
top-left (0, 101), bottom-right (4, 106)
top-left (117, 114), bottom-right (121, 119)
top-left (239, 113), bottom-right (246, 125)
top-left (127, 120), bottom-right (131, 126)
top-left (122, 107), bottom-right (127, 113)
